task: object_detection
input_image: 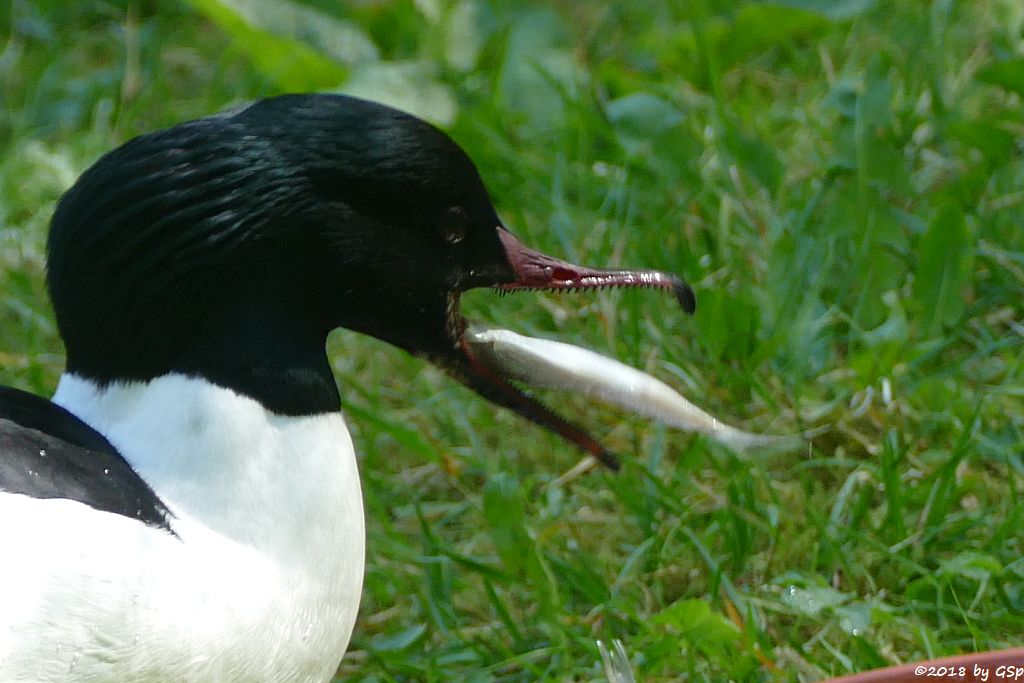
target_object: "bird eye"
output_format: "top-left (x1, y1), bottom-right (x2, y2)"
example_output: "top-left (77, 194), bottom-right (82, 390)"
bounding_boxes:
top-left (439, 206), bottom-right (468, 245)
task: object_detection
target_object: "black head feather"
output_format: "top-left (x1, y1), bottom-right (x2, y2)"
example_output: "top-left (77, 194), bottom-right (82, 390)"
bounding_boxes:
top-left (48, 94), bottom-right (512, 414)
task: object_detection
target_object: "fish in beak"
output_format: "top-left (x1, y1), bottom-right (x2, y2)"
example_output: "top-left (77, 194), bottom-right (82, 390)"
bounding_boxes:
top-left (416, 223), bottom-right (678, 468)
top-left (429, 226), bottom-right (797, 468)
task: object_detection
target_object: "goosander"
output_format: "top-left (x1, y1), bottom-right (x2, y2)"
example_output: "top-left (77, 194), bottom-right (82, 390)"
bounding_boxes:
top-left (0, 93), bottom-right (694, 681)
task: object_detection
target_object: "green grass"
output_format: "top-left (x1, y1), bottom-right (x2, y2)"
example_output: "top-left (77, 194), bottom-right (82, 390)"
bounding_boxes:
top-left (3, 0), bottom-right (1023, 680)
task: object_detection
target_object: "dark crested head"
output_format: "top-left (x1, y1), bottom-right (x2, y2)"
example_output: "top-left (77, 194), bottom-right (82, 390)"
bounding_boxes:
top-left (47, 93), bottom-right (694, 460)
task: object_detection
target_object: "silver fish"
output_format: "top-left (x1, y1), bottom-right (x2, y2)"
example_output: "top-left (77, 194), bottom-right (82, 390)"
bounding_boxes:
top-left (466, 326), bottom-right (799, 453)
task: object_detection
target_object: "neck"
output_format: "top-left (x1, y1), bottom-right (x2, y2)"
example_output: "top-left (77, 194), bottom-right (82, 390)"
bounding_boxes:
top-left (180, 311), bottom-right (341, 416)
top-left (65, 302), bottom-right (341, 417)
top-left (52, 373), bottom-right (362, 553)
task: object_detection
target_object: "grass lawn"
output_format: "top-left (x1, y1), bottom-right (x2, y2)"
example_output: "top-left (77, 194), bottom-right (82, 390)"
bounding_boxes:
top-left (2, 0), bottom-right (1023, 680)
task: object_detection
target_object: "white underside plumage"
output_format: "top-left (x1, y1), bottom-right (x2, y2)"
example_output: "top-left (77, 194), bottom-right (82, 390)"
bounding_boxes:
top-left (0, 373), bottom-right (365, 682)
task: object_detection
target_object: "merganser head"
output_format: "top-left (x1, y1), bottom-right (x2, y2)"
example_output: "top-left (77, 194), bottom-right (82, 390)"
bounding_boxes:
top-left (47, 93), bottom-right (694, 467)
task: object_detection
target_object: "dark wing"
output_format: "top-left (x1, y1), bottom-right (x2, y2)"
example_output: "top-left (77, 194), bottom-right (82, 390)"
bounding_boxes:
top-left (0, 385), bottom-right (173, 532)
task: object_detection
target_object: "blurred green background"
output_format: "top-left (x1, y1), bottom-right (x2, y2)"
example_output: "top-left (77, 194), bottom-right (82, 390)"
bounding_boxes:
top-left (2, 0), bottom-right (1023, 680)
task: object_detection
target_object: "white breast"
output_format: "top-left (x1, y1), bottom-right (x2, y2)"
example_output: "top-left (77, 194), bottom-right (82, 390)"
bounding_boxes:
top-left (0, 374), bottom-right (365, 682)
